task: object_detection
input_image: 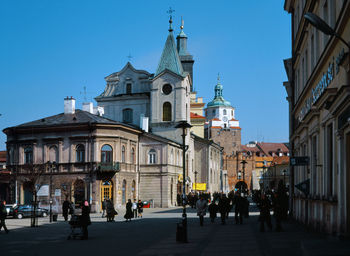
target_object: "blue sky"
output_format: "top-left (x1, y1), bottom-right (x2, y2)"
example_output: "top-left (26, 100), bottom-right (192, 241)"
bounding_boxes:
top-left (0, 0), bottom-right (291, 150)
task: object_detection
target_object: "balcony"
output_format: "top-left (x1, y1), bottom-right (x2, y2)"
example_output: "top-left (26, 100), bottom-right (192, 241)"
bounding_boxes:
top-left (97, 162), bottom-right (120, 172)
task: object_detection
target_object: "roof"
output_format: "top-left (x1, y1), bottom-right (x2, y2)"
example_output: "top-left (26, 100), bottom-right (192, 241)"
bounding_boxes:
top-left (271, 156), bottom-right (290, 166)
top-left (155, 32), bottom-right (184, 77)
top-left (257, 142), bottom-right (289, 156)
top-left (229, 126), bottom-right (241, 130)
top-left (241, 145), bottom-right (260, 152)
top-left (190, 112), bottom-right (205, 119)
top-left (0, 151), bottom-right (6, 162)
top-left (207, 80), bottom-right (231, 108)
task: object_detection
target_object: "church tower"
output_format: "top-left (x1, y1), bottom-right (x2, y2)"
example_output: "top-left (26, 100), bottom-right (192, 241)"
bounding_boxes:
top-left (176, 18), bottom-right (194, 91)
top-left (204, 75), bottom-right (241, 155)
top-left (150, 14), bottom-right (191, 144)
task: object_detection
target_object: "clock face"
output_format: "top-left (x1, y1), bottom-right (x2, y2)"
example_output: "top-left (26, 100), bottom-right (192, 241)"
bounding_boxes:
top-left (223, 116), bottom-right (228, 122)
top-left (162, 84), bottom-right (172, 95)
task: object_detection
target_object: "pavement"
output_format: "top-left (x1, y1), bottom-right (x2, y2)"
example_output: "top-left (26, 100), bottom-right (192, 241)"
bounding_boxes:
top-left (1, 206), bottom-right (350, 256)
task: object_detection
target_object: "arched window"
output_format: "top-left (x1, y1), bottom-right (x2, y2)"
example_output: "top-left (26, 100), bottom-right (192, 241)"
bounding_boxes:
top-left (162, 102), bottom-right (171, 121)
top-left (148, 149), bottom-right (156, 164)
top-left (223, 109), bottom-right (227, 115)
top-left (24, 146), bottom-right (33, 164)
top-left (170, 149), bottom-right (174, 164)
top-left (123, 108), bottom-right (133, 124)
top-left (122, 146), bottom-right (126, 163)
top-left (131, 147), bottom-right (135, 164)
top-left (101, 144), bottom-right (113, 163)
top-left (49, 145), bottom-right (58, 163)
top-left (126, 83), bottom-right (132, 94)
top-left (76, 144), bottom-right (85, 163)
top-left (132, 180), bottom-right (136, 199)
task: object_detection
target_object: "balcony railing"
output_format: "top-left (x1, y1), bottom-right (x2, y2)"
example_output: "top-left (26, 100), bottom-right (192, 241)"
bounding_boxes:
top-left (97, 162), bottom-right (120, 172)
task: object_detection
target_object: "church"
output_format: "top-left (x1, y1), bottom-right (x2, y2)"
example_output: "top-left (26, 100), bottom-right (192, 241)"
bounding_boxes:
top-left (3, 15), bottom-right (222, 211)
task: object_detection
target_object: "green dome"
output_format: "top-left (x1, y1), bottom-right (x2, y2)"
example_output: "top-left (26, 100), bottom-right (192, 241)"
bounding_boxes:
top-left (207, 79), bottom-right (231, 107)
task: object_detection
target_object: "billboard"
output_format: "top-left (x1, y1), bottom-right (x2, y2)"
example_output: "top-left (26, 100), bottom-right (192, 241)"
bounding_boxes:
top-left (192, 183), bottom-right (206, 191)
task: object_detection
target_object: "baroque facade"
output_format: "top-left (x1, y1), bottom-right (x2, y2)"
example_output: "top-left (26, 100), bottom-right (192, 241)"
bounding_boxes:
top-left (284, 0), bottom-right (350, 235)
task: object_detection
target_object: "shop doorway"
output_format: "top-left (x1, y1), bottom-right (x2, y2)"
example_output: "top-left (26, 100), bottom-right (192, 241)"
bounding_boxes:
top-left (101, 180), bottom-right (113, 210)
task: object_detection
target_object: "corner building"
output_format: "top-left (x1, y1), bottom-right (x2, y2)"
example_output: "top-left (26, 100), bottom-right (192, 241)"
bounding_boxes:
top-left (284, 0), bottom-right (350, 235)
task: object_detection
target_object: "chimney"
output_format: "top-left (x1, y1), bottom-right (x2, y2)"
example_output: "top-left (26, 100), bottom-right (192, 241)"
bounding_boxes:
top-left (82, 102), bottom-right (93, 114)
top-left (64, 96), bottom-right (76, 114)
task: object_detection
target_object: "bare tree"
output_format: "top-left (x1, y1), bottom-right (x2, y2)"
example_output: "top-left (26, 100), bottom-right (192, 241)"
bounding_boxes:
top-left (20, 163), bottom-right (46, 227)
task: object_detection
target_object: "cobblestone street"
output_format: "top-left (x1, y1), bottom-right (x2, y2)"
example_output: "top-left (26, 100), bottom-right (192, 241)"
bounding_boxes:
top-left (1, 207), bottom-right (350, 256)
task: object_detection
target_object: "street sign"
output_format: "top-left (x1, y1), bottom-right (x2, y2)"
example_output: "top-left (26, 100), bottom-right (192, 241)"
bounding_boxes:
top-left (290, 156), bottom-right (310, 166)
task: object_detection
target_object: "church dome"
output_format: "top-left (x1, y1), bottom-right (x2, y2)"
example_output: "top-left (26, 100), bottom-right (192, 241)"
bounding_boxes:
top-left (207, 76), bottom-right (231, 108)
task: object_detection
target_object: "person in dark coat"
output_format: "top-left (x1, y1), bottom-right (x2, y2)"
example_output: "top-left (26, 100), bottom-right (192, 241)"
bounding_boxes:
top-left (101, 198), bottom-right (107, 218)
top-left (81, 200), bottom-right (91, 240)
top-left (124, 199), bottom-right (133, 222)
top-left (176, 193), bottom-right (182, 206)
top-left (232, 192), bottom-right (244, 224)
top-left (0, 200), bottom-right (9, 234)
top-left (106, 199), bottom-right (116, 222)
top-left (62, 199), bottom-right (70, 221)
top-left (208, 200), bottom-right (218, 223)
top-left (218, 194), bottom-right (229, 225)
top-left (272, 192), bottom-right (283, 232)
top-left (258, 193), bottom-right (272, 232)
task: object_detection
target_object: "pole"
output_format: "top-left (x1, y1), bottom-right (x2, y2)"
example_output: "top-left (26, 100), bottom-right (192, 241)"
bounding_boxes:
top-left (181, 126), bottom-right (187, 242)
top-left (49, 164), bottom-right (52, 223)
top-left (194, 171), bottom-right (197, 194)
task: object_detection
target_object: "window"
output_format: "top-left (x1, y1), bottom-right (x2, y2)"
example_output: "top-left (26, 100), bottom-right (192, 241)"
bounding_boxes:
top-left (131, 147), bottom-right (135, 164)
top-left (326, 124), bottom-right (333, 196)
top-left (24, 146), bottom-right (33, 164)
top-left (123, 108), bottom-right (133, 123)
top-left (101, 144), bottom-right (113, 163)
top-left (163, 102), bottom-right (171, 121)
top-left (126, 83), bottom-right (132, 94)
top-left (148, 149), bottom-right (156, 164)
top-left (76, 144), bottom-right (85, 163)
top-left (122, 146), bottom-right (126, 163)
top-left (212, 109), bottom-right (215, 115)
top-left (49, 145), bottom-right (58, 162)
top-left (162, 84), bottom-right (172, 95)
top-left (223, 109), bottom-right (227, 115)
top-left (311, 35), bottom-right (315, 69)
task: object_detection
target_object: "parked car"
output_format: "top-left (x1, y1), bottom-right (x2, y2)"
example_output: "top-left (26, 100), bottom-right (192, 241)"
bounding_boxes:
top-left (5, 204), bottom-right (17, 216)
top-left (13, 205), bottom-right (49, 219)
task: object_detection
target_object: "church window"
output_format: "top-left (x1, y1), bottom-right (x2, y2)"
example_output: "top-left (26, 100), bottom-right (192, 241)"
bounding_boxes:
top-left (212, 109), bottom-right (215, 115)
top-left (231, 110), bottom-right (233, 116)
top-left (24, 146), bottom-right (33, 164)
top-left (148, 149), bottom-right (156, 164)
top-left (123, 108), bottom-right (133, 123)
top-left (101, 144), bottom-right (113, 163)
top-left (223, 109), bottom-right (227, 115)
top-left (126, 83), bottom-right (132, 94)
top-left (224, 124), bottom-right (227, 128)
top-left (131, 147), bottom-right (135, 164)
top-left (163, 102), bottom-right (172, 121)
top-left (76, 144), bottom-right (85, 163)
top-left (49, 145), bottom-right (58, 163)
top-left (162, 84), bottom-right (172, 95)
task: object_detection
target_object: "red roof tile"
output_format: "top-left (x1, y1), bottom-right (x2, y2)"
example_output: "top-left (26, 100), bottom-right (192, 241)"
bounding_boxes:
top-left (190, 112), bottom-right (205, 119)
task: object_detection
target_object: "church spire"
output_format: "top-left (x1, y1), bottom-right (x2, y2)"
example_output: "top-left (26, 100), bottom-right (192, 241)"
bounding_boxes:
top-left (167, 7), bottom-right (175, 32)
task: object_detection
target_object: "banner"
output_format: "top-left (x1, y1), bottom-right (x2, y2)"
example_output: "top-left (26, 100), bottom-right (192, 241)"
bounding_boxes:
top-left (192, 183), bottom-right (206, 191)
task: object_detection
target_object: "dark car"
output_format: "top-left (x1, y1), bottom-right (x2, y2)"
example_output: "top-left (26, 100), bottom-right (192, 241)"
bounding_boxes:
top-left (13, 205), bottom-right (49, 219)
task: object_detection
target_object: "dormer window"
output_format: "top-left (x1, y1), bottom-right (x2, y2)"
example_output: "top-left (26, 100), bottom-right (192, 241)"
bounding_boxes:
top-left (126, 83), bottom-right (132, 94)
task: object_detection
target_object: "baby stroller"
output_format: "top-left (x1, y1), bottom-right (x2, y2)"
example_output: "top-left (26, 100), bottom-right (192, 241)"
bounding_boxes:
top-left (67, 215), bottom-right (83, 240)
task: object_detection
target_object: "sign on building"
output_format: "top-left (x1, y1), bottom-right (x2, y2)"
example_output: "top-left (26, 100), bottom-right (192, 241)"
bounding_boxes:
top-left (290, 156), bottom-right (310, 166)
top-left (192, 183), bottom-right (207, 191)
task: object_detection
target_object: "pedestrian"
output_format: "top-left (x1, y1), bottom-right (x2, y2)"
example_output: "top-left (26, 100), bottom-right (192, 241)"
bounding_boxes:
top-left (218, 194), bottom-right (229, 225)
top-left (232, 192), bottom-right (244, 224)
top-left (81, 200), bottom-right (91, 240)
top-left (0, 200), bottom-right (9, 234)
top-left (258, 193), bottom-right (272, 232)
top-left (208, 200), bottom-right (218, 223)
top-left (132, 199), bottom-right (138, 218)
top-left (196, 195), bottom-right (208, 226)
top-left (69, 201), bottom-right (75, 217)
top-left (176, 193), bottom-right (181, 206)
top-left (106, 199), bottom-right (116, 222)
top-left (62, 199), bottom-right (70, 221)
top-left (124, 199), bottom-right (133, 222)
top-left (101, 198), bottom-right (107, 218)
top-left (137, 199), bottom-right (144, 218)
top-left (272, 192), bottom-right (283, 232)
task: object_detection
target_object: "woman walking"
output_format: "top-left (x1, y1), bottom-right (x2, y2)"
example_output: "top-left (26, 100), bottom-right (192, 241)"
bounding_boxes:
top-left (124, 199), bottom-right (133, 222)
top-left (81, 200), bottom-right (91, 240)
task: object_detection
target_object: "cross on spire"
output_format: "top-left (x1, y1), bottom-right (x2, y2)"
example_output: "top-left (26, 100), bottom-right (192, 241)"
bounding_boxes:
top-left (167, 7), bottom-right (175, 32)
top-left (127, 53), bottom-right (133, 62)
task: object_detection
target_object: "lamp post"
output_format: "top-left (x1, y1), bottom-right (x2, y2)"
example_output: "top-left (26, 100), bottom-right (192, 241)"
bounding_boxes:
top-left (224, 173), bottom-right (227, 193)
top-left (175, 120), bottom-right (192, 243)
top-left (262, 164), bottom-right (266, 192)
top-left (47, 161), bottom-right (56, 223)
top-left (194, 171), bottom-right (198, 194)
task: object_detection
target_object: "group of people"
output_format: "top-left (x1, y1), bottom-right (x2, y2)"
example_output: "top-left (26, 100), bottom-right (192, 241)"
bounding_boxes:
top-left (124, 199), bottom-right (144, 222)
top-left (101, 198), bottom-right (118, 222)
top-left (195, 192), bottom-right (249, 226)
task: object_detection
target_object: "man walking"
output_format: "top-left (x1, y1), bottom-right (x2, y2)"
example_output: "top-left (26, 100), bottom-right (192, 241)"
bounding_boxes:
top-left (196, 195), bottom-right (208, 226)
top-left (232, 192), bottom-right (244, 224)
top-left (0, 200), bottom-right (9, 234)
top-left (132, 199), bottom-right (138, 218)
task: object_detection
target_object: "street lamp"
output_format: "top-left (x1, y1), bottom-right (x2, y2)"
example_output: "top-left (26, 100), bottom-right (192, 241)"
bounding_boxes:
top-left (304, 12), bottom-right (350, 49)
top-left (224, 173), bottom-right (227, 193)
top-left (175, 120), bottom-right (192, 243)
top-left (47, 161), bottom-right (56, 223)
top-left (282, 169), bottom-right (287, 186)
